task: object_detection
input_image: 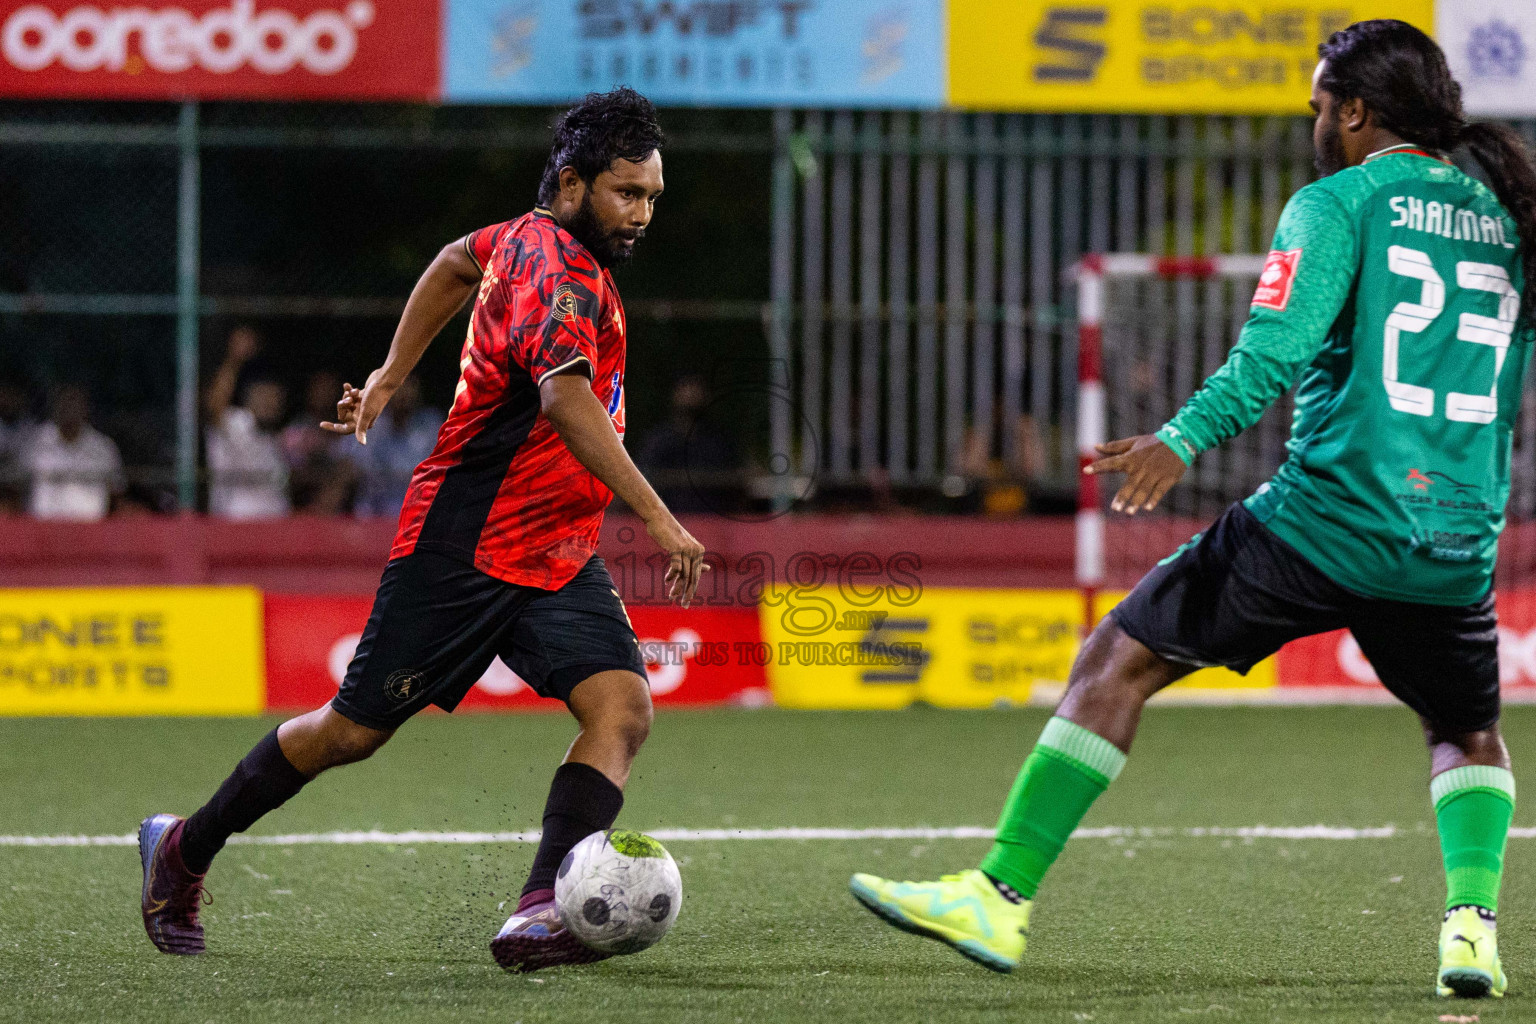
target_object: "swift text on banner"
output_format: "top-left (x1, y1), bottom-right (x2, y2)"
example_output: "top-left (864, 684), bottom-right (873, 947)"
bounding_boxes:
top-left (443, 0), bottom-right (945, 107)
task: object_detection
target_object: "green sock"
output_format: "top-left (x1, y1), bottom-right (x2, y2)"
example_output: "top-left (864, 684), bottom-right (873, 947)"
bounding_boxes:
top-left (979, 716), bottom-right (1126, 899)
top-left (1433, 764), bottom-right (1516, 914)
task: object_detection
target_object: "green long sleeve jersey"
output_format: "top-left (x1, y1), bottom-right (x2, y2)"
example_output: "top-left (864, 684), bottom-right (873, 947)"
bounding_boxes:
top-left (1155, 148), bottom-right (1530, 605)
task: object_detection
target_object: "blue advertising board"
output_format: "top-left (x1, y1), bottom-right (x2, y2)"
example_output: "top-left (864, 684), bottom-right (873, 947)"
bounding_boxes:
top-left (443, 1), bottom-right (945, 107)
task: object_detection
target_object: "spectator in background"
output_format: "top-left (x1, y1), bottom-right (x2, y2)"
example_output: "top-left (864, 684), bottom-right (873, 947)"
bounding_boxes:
top-left (637, 375), bottom-right (735, 513)
top-left (282, 370), bottom-right (357, 515)
top-left (23, 384), bottom-right (123, 520)
top-left (348, 375), bottom-right (442, 518)
top-left (205, 326), bottom-right (289, 519)
top-left (960, 410), bottom-right (1048, 518)
top-left (0, 379), bottom-right (37, 514)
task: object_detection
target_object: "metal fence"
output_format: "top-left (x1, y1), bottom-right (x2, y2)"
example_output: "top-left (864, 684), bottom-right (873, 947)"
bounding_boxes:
top-left (767, 111), bottom-right (1536, 505)
top-left (0, 101), bottom-right (771, 512)
top-left (6, 104), bottom-right (1535, 514)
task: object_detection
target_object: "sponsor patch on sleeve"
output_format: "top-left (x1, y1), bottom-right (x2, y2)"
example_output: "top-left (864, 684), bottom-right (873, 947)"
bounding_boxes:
top-left (1251, 248), bottom-right (1302, 311)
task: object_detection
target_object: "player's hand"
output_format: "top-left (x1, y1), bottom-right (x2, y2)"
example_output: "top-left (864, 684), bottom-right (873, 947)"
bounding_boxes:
top-left (320, 369), bottom-right (397, 445)
top-left (646, 515), bottom-right (710, 608)
top-left (1084, 434), bottom-right (1187, 515)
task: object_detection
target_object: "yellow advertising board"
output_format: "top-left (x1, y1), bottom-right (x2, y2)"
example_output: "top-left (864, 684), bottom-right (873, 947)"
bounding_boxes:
top-left (949, 0), bottom-right (1435, 113)
top-left (763, 586), bottom-right (1271, 709)
top-left (0, 587), bottom-right (264, 715)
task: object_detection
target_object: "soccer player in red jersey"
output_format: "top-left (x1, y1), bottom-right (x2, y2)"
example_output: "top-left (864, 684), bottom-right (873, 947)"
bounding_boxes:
top-left (137, 88), bottom-right (704, 972)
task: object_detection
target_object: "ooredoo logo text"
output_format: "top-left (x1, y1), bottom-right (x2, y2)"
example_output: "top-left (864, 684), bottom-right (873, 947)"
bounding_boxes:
top-left (2, 0), bottom-right (375, 75)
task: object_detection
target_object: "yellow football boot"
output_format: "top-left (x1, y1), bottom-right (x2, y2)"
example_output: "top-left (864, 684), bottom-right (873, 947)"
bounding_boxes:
top-left (849, 868), bottom-right (1028, 973)
top-left (1438, 905), bottom-right (1507, 998)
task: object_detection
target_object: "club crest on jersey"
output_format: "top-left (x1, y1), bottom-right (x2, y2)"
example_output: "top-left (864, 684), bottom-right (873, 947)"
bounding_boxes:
top-left (551, 283), bottom-right (580, 323)
top-left (1252, 248), bottom-right (1302, 311)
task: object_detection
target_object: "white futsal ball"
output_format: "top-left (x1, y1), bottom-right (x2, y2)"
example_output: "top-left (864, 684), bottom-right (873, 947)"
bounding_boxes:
top-left (554, 829), bottom-right (682, 954)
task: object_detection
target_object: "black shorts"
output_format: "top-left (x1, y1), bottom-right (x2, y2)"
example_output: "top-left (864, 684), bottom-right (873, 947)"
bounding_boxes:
top-left (331, 550), bottom-right (646, 731)
top-left (1111, 502), bottom-right (1500, 733)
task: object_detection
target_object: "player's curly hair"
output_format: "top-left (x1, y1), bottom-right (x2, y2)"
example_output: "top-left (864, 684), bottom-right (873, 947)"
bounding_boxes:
top-left (1320, 20), bottom-right (1536, 327)
top-left (537, 87), bottom-right (666, 207)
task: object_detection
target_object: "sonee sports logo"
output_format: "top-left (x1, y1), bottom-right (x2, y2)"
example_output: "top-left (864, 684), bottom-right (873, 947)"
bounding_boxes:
top-left (1032, 6), bottom-right (1107, 83)
top-left (2, 0), bottom-right (375, 76)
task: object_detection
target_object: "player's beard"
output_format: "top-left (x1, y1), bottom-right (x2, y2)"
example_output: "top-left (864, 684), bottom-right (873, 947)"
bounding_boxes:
top-left (1314, 117), bottom-right (1347, 177)
top-left (567, 193), bottom-right (640, 269)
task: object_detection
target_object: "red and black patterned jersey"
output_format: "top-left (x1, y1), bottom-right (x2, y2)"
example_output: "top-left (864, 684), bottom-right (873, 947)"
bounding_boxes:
top-left (390, 208), bottom-right (628, 590)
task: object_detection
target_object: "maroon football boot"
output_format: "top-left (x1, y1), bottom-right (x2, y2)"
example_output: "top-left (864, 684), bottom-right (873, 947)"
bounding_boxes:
top-left (490, 889), bottom-right (612, 973)
top-left (138, 814), bottom-right (209, 955)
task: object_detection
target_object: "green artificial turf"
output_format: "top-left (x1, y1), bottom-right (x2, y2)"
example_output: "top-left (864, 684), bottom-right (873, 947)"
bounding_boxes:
top-left (1, 706), bottom-right (1533, 1023)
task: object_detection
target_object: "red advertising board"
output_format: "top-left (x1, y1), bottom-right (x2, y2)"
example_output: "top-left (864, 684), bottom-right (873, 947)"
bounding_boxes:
top-left (263, 594), bottom-right (771, 712)
top-left (1277, 590), bottom-right (1536, 691)
top-left (0, 0), bottom-right (438, 99)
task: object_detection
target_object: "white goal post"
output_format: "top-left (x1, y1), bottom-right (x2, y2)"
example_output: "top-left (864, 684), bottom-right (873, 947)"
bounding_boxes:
top-left (1073, 254), bottom-right (1270, 630)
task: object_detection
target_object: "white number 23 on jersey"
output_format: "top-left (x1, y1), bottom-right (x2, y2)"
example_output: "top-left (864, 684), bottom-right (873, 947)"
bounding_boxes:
top-left (1383, 244), bottom-right (1519, 424)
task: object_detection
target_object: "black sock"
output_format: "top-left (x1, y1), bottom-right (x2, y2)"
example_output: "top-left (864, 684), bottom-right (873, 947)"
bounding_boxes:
top-left (521, 762), bottom-right (624, 898)
top-left (181, 729), bottom-right (311, 874)
top-left (984, 872), bottom-right (1026, 904)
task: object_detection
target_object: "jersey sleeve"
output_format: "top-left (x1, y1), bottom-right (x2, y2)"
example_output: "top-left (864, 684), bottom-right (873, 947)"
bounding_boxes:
top-left (516, 250), bottom-right (602, 386)
top-left (462, 223), bottom-right (505, 274)
top-left (1156, 185), bottom-right (1360, 464)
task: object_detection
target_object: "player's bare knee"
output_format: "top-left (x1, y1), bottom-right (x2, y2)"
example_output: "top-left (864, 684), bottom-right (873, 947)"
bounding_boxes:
top-left (337, 730), bottom-right (389, 765)
top-left (316, 714), bottom-right (392, 769)
top-left (610, 687), bottom-right (653, 756)
top-left (571, 671), bottom-right (652, 751)
top-left (1066, 623), bottom-right (1171, 705)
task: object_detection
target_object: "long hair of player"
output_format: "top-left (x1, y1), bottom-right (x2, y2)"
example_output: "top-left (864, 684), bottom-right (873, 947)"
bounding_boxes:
top-left (1319, 19), bottom-right (1536, 329)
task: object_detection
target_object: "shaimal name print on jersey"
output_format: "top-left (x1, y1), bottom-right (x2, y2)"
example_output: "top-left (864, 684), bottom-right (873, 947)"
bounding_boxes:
top-left (1388, 195), bottom-right (1519, 248)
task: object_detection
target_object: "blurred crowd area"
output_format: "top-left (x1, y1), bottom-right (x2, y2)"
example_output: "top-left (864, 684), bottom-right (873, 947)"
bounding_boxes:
top-left (0, 101), bottom-right (1113, 522)
top-left (0, 325), bottom-right (759, 521)
top-left (0, 325), bottom-right (446, 521)
top-left (0, 322), bottom-right (1065, 522)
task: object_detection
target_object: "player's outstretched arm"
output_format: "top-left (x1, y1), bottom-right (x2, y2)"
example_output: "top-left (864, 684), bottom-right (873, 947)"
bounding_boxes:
top-left (1085, 434), bottom-right (1188, 515)
top-left (323, 237), bottom-right (483, 444)
top-left (539, 372), bottom-right (708, 607)
top-left (1147, 188), bottom-right (1356, 476)
top-left (1089, 187), bottom-right (1358, 517)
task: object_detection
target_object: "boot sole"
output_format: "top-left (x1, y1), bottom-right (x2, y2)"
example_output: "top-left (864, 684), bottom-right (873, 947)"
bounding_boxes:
top-left (1439, 967), bottom-right (1501, 998)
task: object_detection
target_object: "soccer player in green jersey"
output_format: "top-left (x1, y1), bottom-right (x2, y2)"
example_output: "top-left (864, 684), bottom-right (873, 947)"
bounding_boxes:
top-left (850, 21), bottom-right (1536, 998)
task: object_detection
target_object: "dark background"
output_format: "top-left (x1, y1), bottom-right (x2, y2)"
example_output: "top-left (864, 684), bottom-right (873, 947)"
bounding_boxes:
top-left (0, 101), bottom-right (776, 494)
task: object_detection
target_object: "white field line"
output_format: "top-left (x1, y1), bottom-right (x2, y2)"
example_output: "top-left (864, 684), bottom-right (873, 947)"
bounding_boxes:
top-left (6, 824), bottom-right (1536, 848)
top-left (1027, 685), bottom-right (1536, 706)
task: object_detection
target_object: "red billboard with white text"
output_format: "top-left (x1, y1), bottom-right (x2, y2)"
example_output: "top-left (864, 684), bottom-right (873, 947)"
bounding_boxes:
top-left (0, 0), bottom-right (437, 99)
top-left (1277, 590), bottom-right (1536, 693)
top-left (262, 594), bottom-right (771, 713)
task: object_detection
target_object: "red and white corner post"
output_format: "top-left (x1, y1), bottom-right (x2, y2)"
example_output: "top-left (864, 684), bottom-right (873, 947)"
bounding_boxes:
top-left (1075, 255), bottom-right (1106, 634)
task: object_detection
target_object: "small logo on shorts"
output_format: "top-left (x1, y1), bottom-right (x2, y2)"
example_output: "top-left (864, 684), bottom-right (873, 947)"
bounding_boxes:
top-left (385, 669), bottom-right (425, 702)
